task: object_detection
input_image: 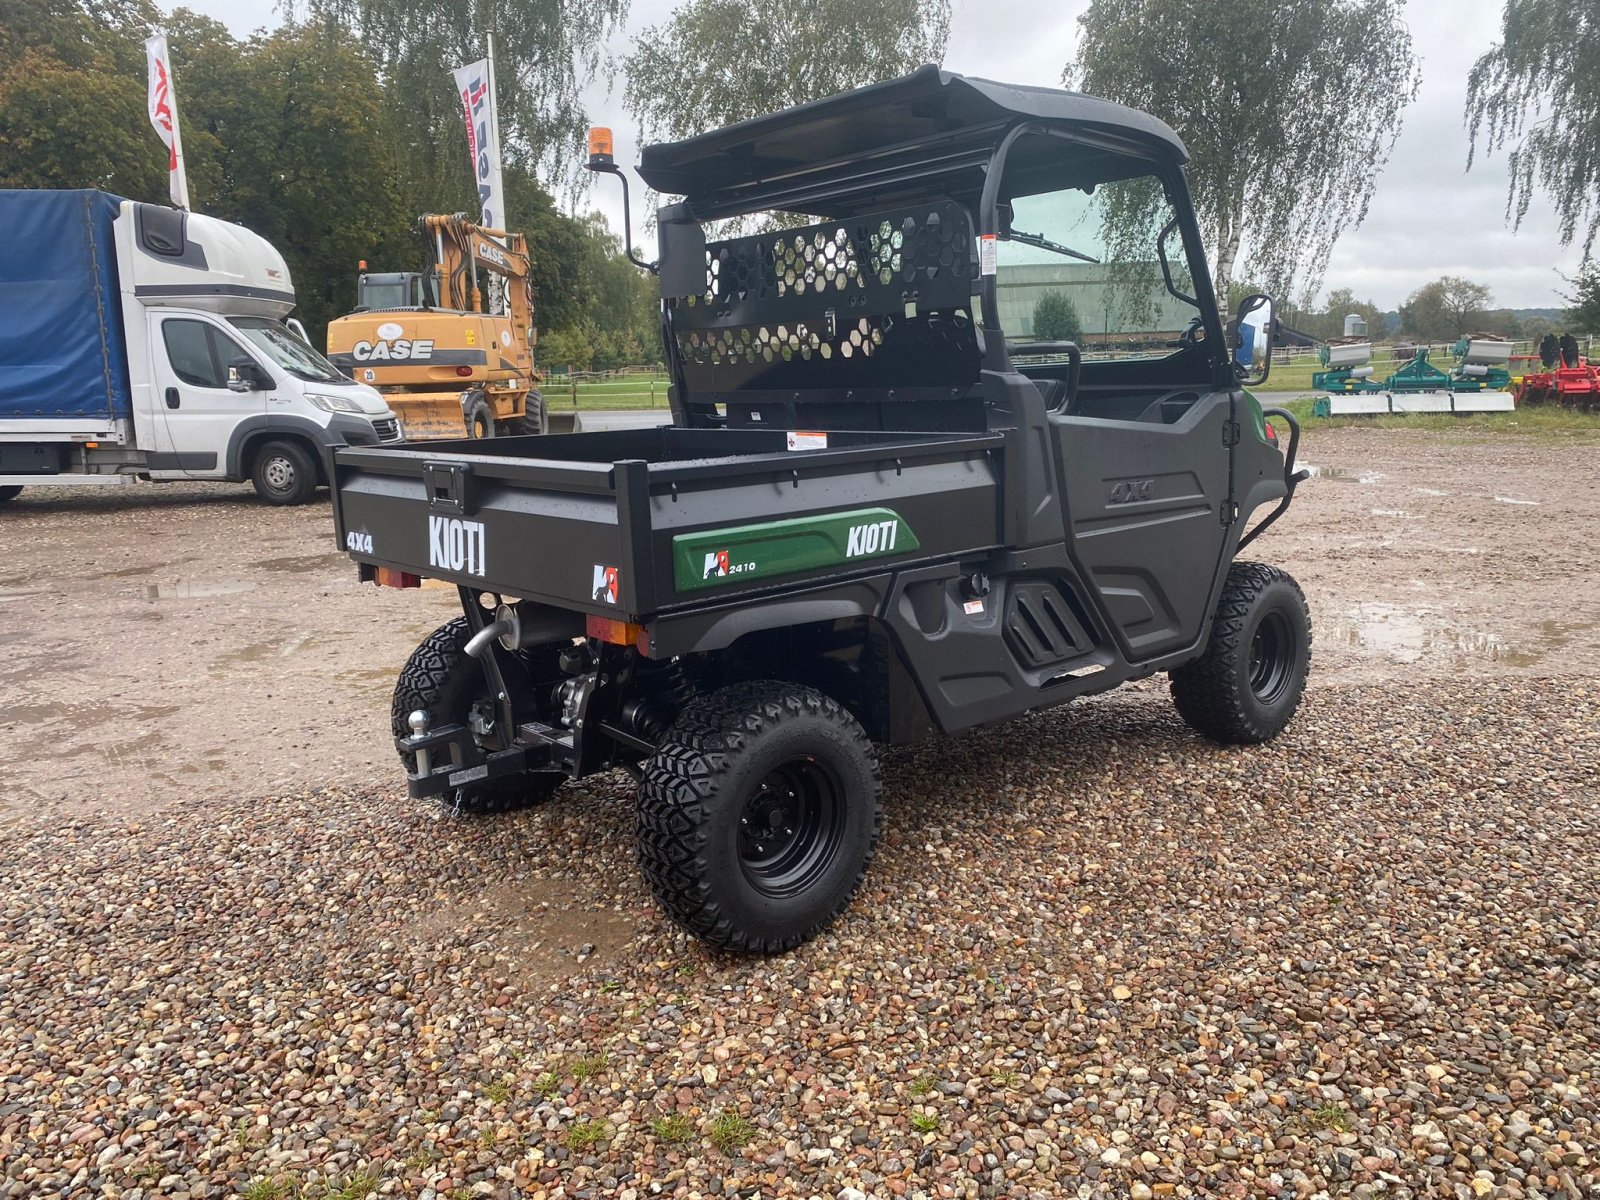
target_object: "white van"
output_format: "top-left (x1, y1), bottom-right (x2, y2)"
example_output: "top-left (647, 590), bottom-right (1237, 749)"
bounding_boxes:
top-left (0, 190), bottom-right (400, 506)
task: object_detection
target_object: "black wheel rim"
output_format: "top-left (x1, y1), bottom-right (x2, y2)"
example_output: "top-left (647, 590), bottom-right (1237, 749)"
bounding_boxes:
top-left (1248, 610), bottom-right (1296, 704)
top-left (738, 756), bottom-right (846, 898)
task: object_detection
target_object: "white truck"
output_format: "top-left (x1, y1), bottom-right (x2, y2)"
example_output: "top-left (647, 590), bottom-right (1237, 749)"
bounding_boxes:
top-left (0, 189), bottom-right (401, 506)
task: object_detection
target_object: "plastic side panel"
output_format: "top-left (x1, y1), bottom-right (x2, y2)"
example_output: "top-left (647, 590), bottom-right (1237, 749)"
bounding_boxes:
top-left (650, 450), bottom-right (1001, 605)
top-left (1057, 399), bottom-right (1232, 658)
top-left (0, 190), bottom-right (132, 421)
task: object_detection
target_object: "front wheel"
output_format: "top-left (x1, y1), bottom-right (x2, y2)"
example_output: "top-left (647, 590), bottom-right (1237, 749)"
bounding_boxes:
top-left (637, 681), bottom-right (882, 954)
top-left (514, 389), bottom-right (546, 436)
top-left (251, 439), bottom-right (318, 506)
top-left (1169, 562), bottom-right (1311, 745)
top-left (0, 486), bottom-right (22, 505)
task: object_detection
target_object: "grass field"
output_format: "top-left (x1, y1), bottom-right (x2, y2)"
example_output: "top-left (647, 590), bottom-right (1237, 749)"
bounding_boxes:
top-left (546, 373), bottom-right (671, 410)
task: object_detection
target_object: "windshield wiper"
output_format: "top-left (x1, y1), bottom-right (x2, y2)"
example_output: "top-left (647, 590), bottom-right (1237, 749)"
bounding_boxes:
top-left (1005, 229), bottom-right (1100, 265)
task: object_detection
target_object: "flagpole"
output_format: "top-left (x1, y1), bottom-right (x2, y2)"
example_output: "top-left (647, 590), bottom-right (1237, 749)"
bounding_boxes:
top-left (169, 80), bottom-right (191, 212)
top-left (486, 31), bottom-right (500, 231)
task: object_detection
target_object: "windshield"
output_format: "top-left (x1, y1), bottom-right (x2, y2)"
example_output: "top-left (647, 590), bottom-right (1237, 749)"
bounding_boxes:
top-left (995, 172), bottom-right (1203, 363)
top-left (229, 317), bottom-right (347, 383)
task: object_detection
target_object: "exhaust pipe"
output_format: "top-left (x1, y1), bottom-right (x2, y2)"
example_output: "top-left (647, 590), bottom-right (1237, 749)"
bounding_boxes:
top-left (462, 601), bottom-right (584, 658)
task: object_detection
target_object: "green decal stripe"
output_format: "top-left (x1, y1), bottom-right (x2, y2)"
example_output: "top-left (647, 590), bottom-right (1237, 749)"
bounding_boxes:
top-left (673, 506), bottom-right (920, 591)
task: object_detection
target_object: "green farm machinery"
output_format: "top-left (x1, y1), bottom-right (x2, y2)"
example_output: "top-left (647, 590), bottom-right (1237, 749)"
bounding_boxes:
top-left (1311, 337), bottom-right (1516, 416)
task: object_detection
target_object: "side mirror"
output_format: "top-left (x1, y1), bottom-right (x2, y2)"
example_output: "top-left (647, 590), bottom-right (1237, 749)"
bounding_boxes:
top-left (1232, 293), bottom-right (1276, 386)
top-left (228, 360), bottom-right (267, 392)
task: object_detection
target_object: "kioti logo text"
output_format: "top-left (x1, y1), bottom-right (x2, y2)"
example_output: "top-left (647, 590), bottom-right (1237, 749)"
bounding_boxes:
top-left (845, 518), bottom-right (901, 558)
top-left (429, 516), bottom-right (486, 576)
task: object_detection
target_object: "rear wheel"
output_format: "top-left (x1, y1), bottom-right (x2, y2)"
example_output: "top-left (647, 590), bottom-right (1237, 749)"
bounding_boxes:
top-left (251, 439), bottom-right (318, 505)
top-left (391, 616), bottom-right (561, 813)
top-left (636, 681), bottom-right (881, 953)
top-left (1169, 562), bottom-right (1311, 745)
top-left (0, 486), bottom-right (21, 504)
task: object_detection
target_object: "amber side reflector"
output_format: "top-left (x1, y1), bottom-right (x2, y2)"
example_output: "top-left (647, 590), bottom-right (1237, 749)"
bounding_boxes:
top-left (586, 614), bottom-right (643, 647)
top-left (84, 441), bottom-right (99, 449)
top-left (587, 126), bottom-right (614, 167)
top-left (375, 567), bottom-right (421, 589)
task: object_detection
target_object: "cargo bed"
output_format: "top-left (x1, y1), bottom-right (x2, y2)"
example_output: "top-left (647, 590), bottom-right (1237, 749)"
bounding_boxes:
top-left (330, 426), bottom-right (1005, 620)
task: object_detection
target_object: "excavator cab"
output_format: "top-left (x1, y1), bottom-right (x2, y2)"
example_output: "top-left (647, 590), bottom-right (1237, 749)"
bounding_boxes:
top-left (355, 272), bottom-right (429, 312)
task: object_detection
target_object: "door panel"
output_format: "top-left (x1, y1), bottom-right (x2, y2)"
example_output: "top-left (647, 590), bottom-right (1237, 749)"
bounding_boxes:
top-left (150, 314), bottom-right (264, 476)
top-left (1054, 394), bottom-right (1232, 658)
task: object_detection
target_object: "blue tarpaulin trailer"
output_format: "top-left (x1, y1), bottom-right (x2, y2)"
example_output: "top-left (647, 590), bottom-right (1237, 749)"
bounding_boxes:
top-left (0, 189), bottom-right (133, 421)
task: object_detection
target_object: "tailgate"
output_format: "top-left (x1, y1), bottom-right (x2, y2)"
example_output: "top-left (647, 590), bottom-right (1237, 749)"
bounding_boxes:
top-left (330, 445), bottom-right (633, 612)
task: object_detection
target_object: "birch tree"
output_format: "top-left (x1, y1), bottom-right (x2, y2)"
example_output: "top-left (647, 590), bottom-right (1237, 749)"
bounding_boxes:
top-left (1067, 0), bottom-right (1420, 313)
top-left (622, 0), bottom-right (950, 147)
top-left (1466, 0), bottom-right (1600, 256)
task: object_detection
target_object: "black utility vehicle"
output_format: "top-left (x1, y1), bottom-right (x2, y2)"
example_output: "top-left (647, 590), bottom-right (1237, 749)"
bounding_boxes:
top-left (329, 68), bottom-right (1310, 952)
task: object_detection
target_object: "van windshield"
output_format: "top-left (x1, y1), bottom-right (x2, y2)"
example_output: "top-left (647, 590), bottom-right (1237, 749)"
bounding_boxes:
top-left (230, 317), bottom-right (347, 383)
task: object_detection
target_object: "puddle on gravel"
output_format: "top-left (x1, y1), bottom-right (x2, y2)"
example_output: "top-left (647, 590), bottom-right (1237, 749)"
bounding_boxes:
top-left (1302, 463), bottom-right (1384, 484)
top-left (1493, 495), bottom-right (1540, 506)
top-left (1326, 603), bottom-right (1594, 667)
top-left (142, 579), bottom-right (258, 600)
top-left (3, 700), bottom-right (181, 728)
top-left (254, 553), bottom-right (345, 574)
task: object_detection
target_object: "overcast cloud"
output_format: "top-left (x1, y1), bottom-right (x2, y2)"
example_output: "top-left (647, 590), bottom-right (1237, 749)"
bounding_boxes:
top-left (167, 0), bottom-right (1574, 309)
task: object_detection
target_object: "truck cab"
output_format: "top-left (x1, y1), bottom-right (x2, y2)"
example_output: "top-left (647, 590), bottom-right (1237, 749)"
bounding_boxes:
top-left (0, 190), bottom-right (400, 506)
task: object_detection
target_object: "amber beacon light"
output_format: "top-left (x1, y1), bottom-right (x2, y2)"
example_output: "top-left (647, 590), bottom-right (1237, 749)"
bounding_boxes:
top-left (587, 127), bottom-right (614, 169)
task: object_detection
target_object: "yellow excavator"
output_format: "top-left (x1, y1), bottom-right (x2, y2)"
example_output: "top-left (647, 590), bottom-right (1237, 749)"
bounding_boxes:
top-left (326, 214), bottom-right (544, 440)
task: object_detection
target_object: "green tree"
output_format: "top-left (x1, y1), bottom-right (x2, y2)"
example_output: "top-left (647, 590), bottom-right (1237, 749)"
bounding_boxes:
top-left (303, 0), bottom-right (627, 196)
top-left (623, 0), bottom-right (951, 148)
top-left (1305, 287), bottom-right (1385, 341)
top-left (1399, 276), bottom-right (1493, 342)
top-left (1031, 291), bottom-right (1084, 342)
top-left (169, 17), bottom-right (412, 341)
top-left (1562, 263), bottom-right (1600, 334)
top-left (1067, 0), bottom-right (1420, 313)
top-left (1467, 0), bottom-right (1600, 255)
top-left (0, 0), bottom-right (169, 197)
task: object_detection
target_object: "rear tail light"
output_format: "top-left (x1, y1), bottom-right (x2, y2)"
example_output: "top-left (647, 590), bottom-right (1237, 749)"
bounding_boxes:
top-left (374, 567), bottom-right (421, 589)
top-left (456, 366), bottom-right (473, 377)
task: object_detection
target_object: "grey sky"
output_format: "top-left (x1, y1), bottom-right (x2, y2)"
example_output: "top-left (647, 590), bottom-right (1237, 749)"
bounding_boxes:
top-left (164, 0), bottom-right (1573, 310)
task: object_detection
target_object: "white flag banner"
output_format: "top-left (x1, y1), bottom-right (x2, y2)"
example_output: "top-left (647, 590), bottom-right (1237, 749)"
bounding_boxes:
top-left (144, 35), bottom-right (190, 210)
top-left (452, 57), bottom-right (505, 230)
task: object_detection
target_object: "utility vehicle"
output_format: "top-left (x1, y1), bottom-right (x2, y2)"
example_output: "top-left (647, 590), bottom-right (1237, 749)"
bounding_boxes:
top-left (328, 68), bottom-right (1310, 952)
top-left (0, 190), bottom-right (398, 508)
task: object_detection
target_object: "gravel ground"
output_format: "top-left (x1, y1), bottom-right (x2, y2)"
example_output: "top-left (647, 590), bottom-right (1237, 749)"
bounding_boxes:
top-left (2, 427), bottom-right (1598, 1199)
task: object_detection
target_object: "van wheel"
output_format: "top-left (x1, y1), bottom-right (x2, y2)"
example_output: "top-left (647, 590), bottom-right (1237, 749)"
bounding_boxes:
top-left (1169, 562), bottom-right (1311, 744)
top-left (636, 681), bottom-right (882, 953)
top-left (391, 617), bottom-right (561, 813)
top-left (251, 439), bottom-right (318, 505)
top-left (0, 486), bottom-right (21, 504)
top-left (515, 390), bottom-right (547, 436)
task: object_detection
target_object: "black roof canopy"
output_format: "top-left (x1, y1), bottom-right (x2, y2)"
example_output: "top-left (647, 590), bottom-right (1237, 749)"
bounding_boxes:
top-left (637, 66), bottom-right (1190, 220)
